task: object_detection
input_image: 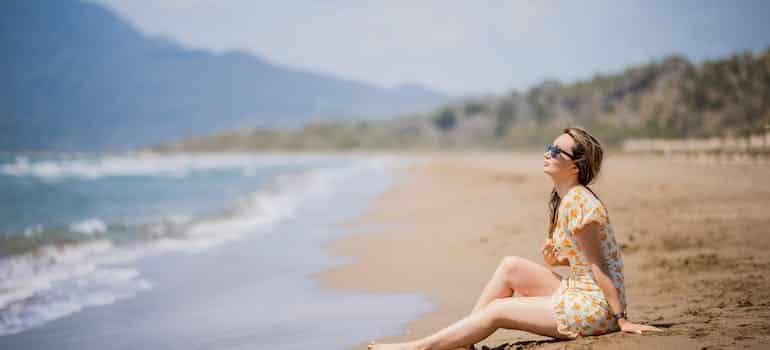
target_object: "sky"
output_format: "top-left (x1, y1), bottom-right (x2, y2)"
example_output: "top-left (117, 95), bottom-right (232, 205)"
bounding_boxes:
top-left (90, 0), bottom-right (770, 96)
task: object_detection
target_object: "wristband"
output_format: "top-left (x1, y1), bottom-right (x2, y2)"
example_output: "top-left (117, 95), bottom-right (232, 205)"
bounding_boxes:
top-left (612, 310), bottom-right (627, 321)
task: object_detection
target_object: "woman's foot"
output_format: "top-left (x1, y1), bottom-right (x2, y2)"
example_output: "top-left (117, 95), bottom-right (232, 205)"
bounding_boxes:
top-left (367, 341), bottom-right (413, 350)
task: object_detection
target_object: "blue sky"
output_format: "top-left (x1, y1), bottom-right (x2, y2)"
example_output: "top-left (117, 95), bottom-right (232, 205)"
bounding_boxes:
top-left (90, 0), bottom-right (770, 96)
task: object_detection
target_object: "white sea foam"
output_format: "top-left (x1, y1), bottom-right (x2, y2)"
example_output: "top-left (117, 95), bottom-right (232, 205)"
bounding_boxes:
top-left (0, 153), bottom-right (359, 180)
top-left (69, 219), bottom-right (107, 235)
top-left (0, 155), bottom-right (419, 336)
top-left (0, 240), bottom-right (114, 310)
top-left (153, 156), bottom-right (405, 252)
top-left (0, 265), bottom-right (152, 336)
top-left (22, 224), bottom-right (44, 237)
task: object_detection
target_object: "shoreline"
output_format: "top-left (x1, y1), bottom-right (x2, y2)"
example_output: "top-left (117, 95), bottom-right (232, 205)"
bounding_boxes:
top-left (0, 155), bottom-right (428, 349)
top-left (318, 151), bottom-right (770, 349)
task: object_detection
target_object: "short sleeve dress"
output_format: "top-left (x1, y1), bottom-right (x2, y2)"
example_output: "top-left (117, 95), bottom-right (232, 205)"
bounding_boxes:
top-left (549, 186), bottom-right (627, 338)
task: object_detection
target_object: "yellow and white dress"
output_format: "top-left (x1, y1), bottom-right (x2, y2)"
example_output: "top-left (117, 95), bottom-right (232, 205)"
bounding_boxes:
top-left (549, 186), bottom-right (627, 338)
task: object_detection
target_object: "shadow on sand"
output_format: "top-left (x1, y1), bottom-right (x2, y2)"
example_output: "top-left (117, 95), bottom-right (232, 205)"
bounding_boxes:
top-left (477, 322), bottom-right (678, 350)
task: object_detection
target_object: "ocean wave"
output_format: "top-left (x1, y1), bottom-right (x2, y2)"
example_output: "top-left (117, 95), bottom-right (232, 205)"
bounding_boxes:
top-left (0, 155), bottom-right (412, 335)
top-left (0, 240), bottom-right (119, 312)
top-left (0, 259), bottom-right (152, 336)
top-left (0, 153), bottom-right (355, 180)
top-left (69, 219), bottom-right (107, 235)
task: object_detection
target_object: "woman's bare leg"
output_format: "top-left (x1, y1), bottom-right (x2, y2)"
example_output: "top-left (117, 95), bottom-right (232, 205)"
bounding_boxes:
top-left (463, 256), bottom-right (562, 350)
top-left (470, 256), bottom-right (562, 314)
top-left (368, 296), bottom-right (567, 350)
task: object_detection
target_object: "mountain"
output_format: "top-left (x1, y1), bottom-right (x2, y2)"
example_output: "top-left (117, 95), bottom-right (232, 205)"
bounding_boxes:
top-left (152, 48), bottom-right (770, 152)
top-left (473, 49), bottom-right (770, 146)
top-left (0, 0), bottom-right (451, 151)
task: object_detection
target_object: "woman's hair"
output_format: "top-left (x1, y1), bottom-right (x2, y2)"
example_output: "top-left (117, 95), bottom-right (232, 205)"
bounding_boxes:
top-left (547, 126), bottom-right (604, 238)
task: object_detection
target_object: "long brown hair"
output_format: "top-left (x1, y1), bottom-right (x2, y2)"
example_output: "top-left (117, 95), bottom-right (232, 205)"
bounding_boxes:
top-left (547, 127), bottom-right (604, 238)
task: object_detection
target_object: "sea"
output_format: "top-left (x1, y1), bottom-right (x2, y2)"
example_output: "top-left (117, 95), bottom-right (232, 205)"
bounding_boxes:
top-left (0, 152), bottom-right (433, 349)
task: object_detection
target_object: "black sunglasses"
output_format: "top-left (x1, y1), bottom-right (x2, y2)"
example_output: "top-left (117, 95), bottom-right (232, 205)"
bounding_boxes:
top-left (546, 144), bottom-right (575, 160)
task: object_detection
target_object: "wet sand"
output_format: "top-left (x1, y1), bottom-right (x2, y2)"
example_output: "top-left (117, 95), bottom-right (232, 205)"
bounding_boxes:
top-left (318, 151), bottom-right (770, 350)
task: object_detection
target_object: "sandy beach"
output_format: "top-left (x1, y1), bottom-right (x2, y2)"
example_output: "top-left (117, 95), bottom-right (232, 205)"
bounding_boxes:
top-left (318, 151), bottom-right (770, 350)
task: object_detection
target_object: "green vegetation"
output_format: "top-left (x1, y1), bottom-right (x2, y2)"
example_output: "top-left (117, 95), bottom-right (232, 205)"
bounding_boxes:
top-left (432, 108), bottom-right (457, 131)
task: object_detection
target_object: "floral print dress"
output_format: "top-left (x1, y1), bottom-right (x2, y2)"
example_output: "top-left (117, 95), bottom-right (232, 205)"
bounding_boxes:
top-left (549, 186), bottom-right (627, 338)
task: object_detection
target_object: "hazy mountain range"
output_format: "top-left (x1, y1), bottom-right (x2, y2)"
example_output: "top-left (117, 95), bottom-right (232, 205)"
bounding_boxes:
top-left (154, 48), bottom-right (770, 152)
top-left (0, 0), bottom-right (452, 151)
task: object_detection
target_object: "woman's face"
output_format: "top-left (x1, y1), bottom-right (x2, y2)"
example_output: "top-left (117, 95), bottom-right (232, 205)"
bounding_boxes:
top-left (543, 133), bottom-right (578, 179)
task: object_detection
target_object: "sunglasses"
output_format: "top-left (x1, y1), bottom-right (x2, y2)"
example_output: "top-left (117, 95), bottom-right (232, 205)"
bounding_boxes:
top-left (546, 144), bottom-right (575, 160)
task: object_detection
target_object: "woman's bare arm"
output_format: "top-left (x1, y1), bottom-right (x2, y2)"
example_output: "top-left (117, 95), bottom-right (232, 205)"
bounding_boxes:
top-left (573, 222), bottom-right (623, 315)
top-left (574, 222), bottom-right (664, 334)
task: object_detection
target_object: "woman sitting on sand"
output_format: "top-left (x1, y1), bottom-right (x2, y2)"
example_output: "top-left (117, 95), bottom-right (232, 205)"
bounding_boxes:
top-left (369, 127), bottom-right (662, 350)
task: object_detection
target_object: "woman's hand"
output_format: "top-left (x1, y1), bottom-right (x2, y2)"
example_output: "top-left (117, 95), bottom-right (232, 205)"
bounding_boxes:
top-left (618, 318), bottom-right (664, 334)
top-left (542, 238), bottom-right (569, 266)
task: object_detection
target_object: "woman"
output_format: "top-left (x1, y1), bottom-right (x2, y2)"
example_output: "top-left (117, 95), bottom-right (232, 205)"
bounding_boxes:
top-left (368, 127), bottom-right (662, 350)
